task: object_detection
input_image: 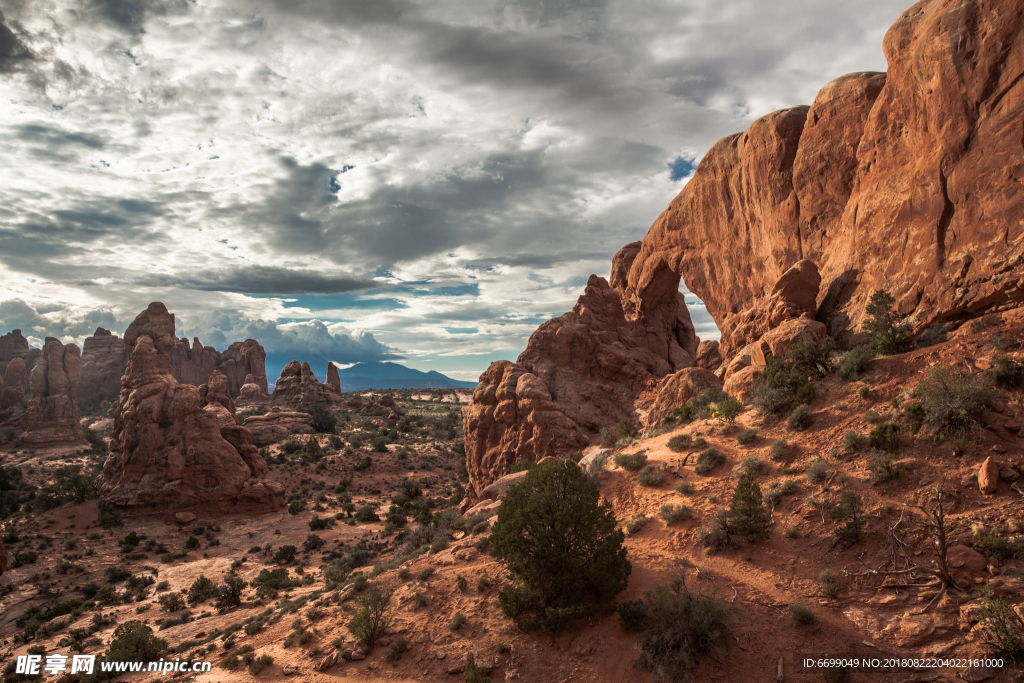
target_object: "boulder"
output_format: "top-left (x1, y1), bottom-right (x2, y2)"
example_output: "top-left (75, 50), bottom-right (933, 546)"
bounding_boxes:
top-left (723, 365), bottom-right (764, 404)
top-left (175, 512), bottom-right (197, 525)
top-left (979, 457), bottom-right (999, 494)
top-left (480, 470), bottom-right (529, 501)
top-left (463, 499), bottom-right (501, 518)
top-left (641, 367), bottom-right (724, 428)
top-left (695, 340), bottom-right (722, 371)
top-left (237, 373), bottom-right (271, 406)
top-left (78, 328), bottom-right (127, 405)
top-left (242, 406), bottom-right (314, 446)
top-left (99, 302), bottom-right (284, 514)
top-left (947, 545), bottom-right (988, 585)
top-left (21, 338), bottom-right (86, 447)
top-left (999, 466), bottom-right (1020, 482)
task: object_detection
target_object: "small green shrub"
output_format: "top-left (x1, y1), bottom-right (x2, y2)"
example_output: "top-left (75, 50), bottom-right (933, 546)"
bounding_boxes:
top-left (659, 504), bottom-right (692, 524)
top-left (727, 475), bottom-right (771, 541)
top-left (795, 383), bottom-right (816, 405)
top-left (768, 439), bottom-right (787, 462)
top-left (675, 481), bottom-right (693, 495)
top-left (738, 456), bottom-right (762, 477)
top-left (819, 569), bottom-right (841, 599)
top-left (626, 514), bottom-right (649, 534)
top-left (350, 586), bottom-right (394, 647)
top-left (805, 457), bottom-right (829, 485)
top-left (615, 453), bottom-right (648, 471)
top-left (448, 612), bottom-right (467, 631)
top-left (869, 422), bottom-right (900, 453)
top-left (863, 290), bottom-right (913, 354)
top-left (694, 448), bottom-right (725, 476)
top-left (667, 434), bottom-right (691, 452)
top-left (637, 464), bottom-right (665, 487)
top-left (617, 599), bottom-right (650, 631)
top-left (790, 601), bottom-right (815, 625)
top-left (841, 430), bottom-right (866, 453)
top-left (869, 454), bottom-right (910, 484)
top-left (386, 637), bottom-right (410, 663)
top-left (839, 346), bottom-right (875, 381)
top-left (697, 509), bottom-right (730, 552)
top-left (417, 567), bottom-right (435, 582)
top-left (917, 367), bottom-right (1002, 437)
top-left (736, 428), bottom-right (757, 445)
top-left (978, 586), bottom-right (1024, 656)
top-left (987, 355), bottom-right (1024, 390)
top-left (830, 491), bottom-right (866, 548)
top-left (787, 405), bottom-right (813, 431)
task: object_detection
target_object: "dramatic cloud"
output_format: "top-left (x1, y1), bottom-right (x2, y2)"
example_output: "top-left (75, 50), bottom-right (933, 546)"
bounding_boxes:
top-left (0, 0), bottom-right (903, 379)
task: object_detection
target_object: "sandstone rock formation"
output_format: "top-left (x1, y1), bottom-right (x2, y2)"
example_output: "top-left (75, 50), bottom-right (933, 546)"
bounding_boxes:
top-left (978, 457), bottom-right (999, 494)
top-left (79, 328), bottom-right (127, 404)
top-left (21, 338), bottom-right (86, 447)
top-left (624, 0), bottom-right (1024, 356)
top-left (243, 407), bottom-right (314, 447)
top-left (237, 373), bottom-right (271, 406)
top-left (272, 361), bottom-right (342, 407)
top-left (170, 337), bottom-right (268, 397)
top-left (640, 368), bottom-right (724, 429)
top-left (326, 362), bottom-right (341, 393)
top-left (0, 538), bottom-right (6, 577)
top-left (695, 340), bottom-right (722, 372)
top-left (0, 330), bottom-right (39, 380)
top-left (0, 358), bottom-right (28, 417)
top-left (100, 302), bottom-right (284, 514)
top-left (464, 0), bottom-right (1024, 503)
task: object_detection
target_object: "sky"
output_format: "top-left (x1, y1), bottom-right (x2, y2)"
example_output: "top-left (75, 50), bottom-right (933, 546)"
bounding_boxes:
top-left (0, 0), bottom-right (903, 382)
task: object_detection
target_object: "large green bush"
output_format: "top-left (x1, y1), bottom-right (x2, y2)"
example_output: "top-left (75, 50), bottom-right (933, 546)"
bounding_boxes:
top-left (863, 290), bottom-right (914, 354)
top-left (490, 460), bottom-right (631, 633)
top-left (917, 367), bottom-right (1002, 437)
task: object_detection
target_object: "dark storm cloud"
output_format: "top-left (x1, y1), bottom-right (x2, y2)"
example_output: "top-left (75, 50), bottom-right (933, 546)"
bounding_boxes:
top-left (145, 267), bottom-right (378, 295)
top-left (83, 0), bottom-right (193, 33)
top-left (0, 9), bottom-right (32, 72)
top-left (16, 123), bottom-right (105, 150)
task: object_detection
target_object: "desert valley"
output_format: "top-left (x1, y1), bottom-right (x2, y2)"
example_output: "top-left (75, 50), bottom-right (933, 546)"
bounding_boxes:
top-left (1, 0), bottom-right (1024, 681)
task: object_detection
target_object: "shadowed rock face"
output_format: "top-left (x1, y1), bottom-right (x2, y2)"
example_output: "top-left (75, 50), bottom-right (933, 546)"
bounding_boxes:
top-left (100, 302), bottom-right (284, 515)
top-left (0, 330), bottom-right (39, 380)
top-left (22, 338), bottom-right (85, 447)
top-left (625, 0), bottom-right (1024, 355)
top-left (0, 357), bottom-right (28, 417)
top-left (464, 0), bottom-right (1024, 501)
top-left (79, 328), bottom-right (127, 404)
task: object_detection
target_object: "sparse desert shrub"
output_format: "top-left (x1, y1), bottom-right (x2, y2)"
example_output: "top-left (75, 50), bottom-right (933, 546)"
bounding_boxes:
top-left (637, 464), bottom-right (665, 487)
top-left (354, 505), bottom-right (379, 523)
top-left (869, 453), bottom-right (910, 484)
top-left (477, 576), bottom-right (491, 592)
top-left (675, 481), bottom-right (693, 495)
top-left (830, 492), bottom-right (866, 548)
top-left (416, 567), bottom-right (435, 582)
top-left (448, 612), bottom-right (467, 631)
top-left (456, 575), bottom-right (468, 592)
top-left (987, 355), bottom-right (1024, 390)
top-left (303, 534), bottom-right (325, 553)
top-left (386, 637), bottom-right (410, 663)
top-left (978, 585), bottom-right (1024, 656)
top-left (864, 289), bottom-right (914, 355)
top-left (626, 514), bottom-right (650, 534)
top-left (738, 456), bottom-right (762, 478)
top-left (805, 457), bottom-right (829, 485)
top-left (660, 504), bottom-right (692, 524)
top-left (309, 515), bottom-right (331, 531)
top-left (841, 430), bottom-right (867, 453)
top-left (727, 475), bottom-right (771, 541)
top-left (915, 324), bottom-right (948, 348)
top-left (105, 566), bottom-right (132, 583)
top-left (697, 509), bottom-right (730, 552)
top-left (618, 419), bottom-right (639, 439)
top-left (618, 599), bottom-right (650, 631)
top-left (769, 439), bottom-right (788, 462)
top-left (763, 479), bottom-right (798, 508)
top-left (917, 367), bottom-right (1002, 437)
top-left (694, 448), bottom-right (725, 476)
top-left (787, 405), bottom-right (813, 431)
top-left (615, 452), bottom-right (648, 471)
top-left (490, 460), bottom-right (631, 633)
top-left (790, 601), bottom-right (816, 625)
top-left (273, 545), bottom-right (297, 565)
top-left (838, 346), bottom-right (875, 381)
top-left (667, 434), bottom-right (692, 452)
top-left (633, 578), bottom-right (730, 681)
top-left (903, 401), bottom-right (926, 434)
top-left (818, 569), bottom-right (841, 599)
top-left (869, 422), bottom-right (900, 453)
top-left (350, 586), bottom-right (394, 648)
top-left (736, 428), bottom-right (757, 445)
top-left (795, 383), bottom-right (816, 406)
top-left (247, 654), bottom-right (273, 676)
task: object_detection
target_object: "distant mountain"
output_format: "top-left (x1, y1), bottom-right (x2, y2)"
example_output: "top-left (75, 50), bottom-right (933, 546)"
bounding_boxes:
top-left (333, 361), bottom-right (477, 391)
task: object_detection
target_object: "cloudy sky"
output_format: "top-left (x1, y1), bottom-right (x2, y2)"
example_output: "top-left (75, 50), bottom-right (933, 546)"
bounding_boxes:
top-left (0, 0), bottom-right (902, 382)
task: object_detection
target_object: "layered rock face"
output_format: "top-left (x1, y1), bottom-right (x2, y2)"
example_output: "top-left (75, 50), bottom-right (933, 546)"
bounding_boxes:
top-left (170, 337), bottom-right (268, 397)
top-left (272, 361), bottom-right (343, 407)
top-left (237, 373), bottom-right (272, 406)
top-left (79, 328), bottom-right (127, 404)
top-left (243, 407), bottom-right (314, 446)
top-left (21, 338), bottom-right (86, 447)
top-left (0, 358), bottom-right (28, 417)
top-left (100, 302), bottom-right (284, 515)
top-left (463, 244), bottom-right (698, 501)
top-left (624, 0), bottom-right (1024, 355)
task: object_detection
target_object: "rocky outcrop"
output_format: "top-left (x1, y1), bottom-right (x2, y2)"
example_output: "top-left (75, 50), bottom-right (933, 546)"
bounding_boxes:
top-left (326, 362), bottom-right (342, 394)
top-left (21, 338), bottom-right (86, 447)
top-left (243, 406), bottom-right (314, 447)
top-left (695, 340), bottom-right (722, 372)
top-left (237, 373), bottom-right (271, 406)
top-left (640, 367), bottom-right (723, 429)
top-left (272, 361), bottom-right (342, 407)
top-left (0, 358), bottom-right (28, 416)
top-left (979, 457), bottom-right (999, 494)
top-left (78, 328), bottom-right (127, 404)
top-left (100, 302), bottom-right (284, 514)
top-left (463, 244), bottom-right (698, 502)
top-left (170, 337), bottom-right (268, 397)
top-left (0, 330), bottom-right (39, 379)
top-left (624, 0), bottom-right (1024, 355)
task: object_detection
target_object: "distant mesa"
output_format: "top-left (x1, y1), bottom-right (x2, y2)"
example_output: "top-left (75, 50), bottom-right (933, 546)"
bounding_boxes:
top-left (462, 0), bottom-right (1024, 507)
top-left (331, 362), bottom-right (477, 391)
top-left (100, 302), bottom-right (284, 515)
